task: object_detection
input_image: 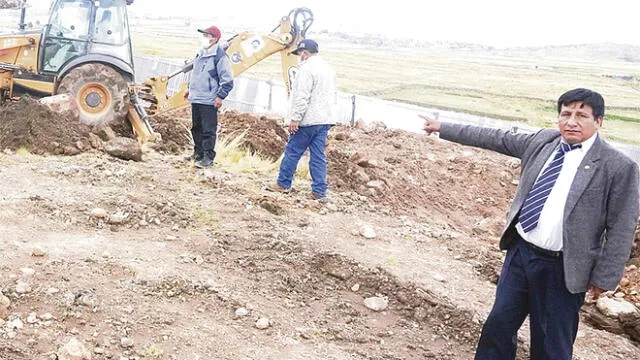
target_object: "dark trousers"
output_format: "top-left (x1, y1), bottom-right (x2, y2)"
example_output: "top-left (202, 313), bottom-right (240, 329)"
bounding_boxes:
top-left (191, 103), bottom-right (218, 161)
top-left (475, 238), bottom-right (585, 360)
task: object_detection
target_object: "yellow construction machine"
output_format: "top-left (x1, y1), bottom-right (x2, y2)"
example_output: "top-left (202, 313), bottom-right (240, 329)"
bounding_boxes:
top-left (0, 0), bottom-right (313, 142)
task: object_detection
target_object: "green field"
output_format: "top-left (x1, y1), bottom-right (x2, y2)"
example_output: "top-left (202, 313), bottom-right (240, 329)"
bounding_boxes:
top-left (132, 33), bottom-right (640, 144)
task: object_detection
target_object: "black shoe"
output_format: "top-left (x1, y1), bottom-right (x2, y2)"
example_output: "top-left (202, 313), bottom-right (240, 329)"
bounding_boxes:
top-left (184, 152), bottom-right (203, 162)
top-left (195, 157), bottom-right (213, 168)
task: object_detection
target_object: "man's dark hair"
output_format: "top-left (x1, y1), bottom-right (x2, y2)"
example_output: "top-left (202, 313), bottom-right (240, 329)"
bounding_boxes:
top-left (557, 88), bottom-right (605, 119)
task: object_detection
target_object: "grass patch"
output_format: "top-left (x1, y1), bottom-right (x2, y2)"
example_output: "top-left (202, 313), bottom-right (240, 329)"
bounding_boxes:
top-left (385, 256), bottom-right (399, 265)
top-left (215, 133), bottom-right (279, 175)
top-left (606, 113), bottom-right (640, 124)
top-left (193, 208), bottom-right (219, 228)
top-left (141, 344), bottom-right (163, 358)
top-left (15, 147), bottom-right (30, 155)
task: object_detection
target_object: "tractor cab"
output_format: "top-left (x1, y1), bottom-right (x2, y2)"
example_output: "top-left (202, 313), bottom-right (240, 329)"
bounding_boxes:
top-left (40, 0), bottom-right (134, 77)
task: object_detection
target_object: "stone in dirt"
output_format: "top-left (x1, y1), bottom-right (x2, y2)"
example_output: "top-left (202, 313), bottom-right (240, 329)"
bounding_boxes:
top-left (9, 318), bottom-right (24, 330)
top-left (0, 291), bottom-right (10, 319)
top-left (20, 267), bottom-right (36, 277)
top-left (596, 297), bottom-right (639, 318)
top-left (15, 280), bottom-right (31, 294)
top-left (433, 274), bottom-right (447, 283)
top-left (57, 337), bottom-right (91, 360)
top-left (26, 312), bottom-right (38, 324)
top-left (90, 208), bottom-right (109, 219)
top-left (39, 94), bottom-right (80, 121)
top-left (364, 296), bottom-right (389, 312)
top-left (235, 307), bottom-right (249, 317)
top-left (326, 266), bottom-right (353, 280)
top-left (255, 317), bottom-right (271, 329)
top-left (120, 337), bottom-right (134, 348)
top-left (108, 212), bottom-right (128, 225)
top-left (366, 180), bottom-right (385, 191)
top-left (94, 125), bottom-right (117, 142)
top-left (357, 158), bottom-right (379, 168)
top-left (259, 198), bottom-right (286, 216)
top-left (103, 137), bottom-right (143, 161)
top-left (360, 225), bottom-right (377, 239)
top-left (32, 246), bottom-right (47, 257)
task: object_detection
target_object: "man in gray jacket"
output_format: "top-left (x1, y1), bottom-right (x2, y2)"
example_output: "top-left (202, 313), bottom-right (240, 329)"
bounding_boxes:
top-left (184, 25), bottom-right (234, 168)
top-left (421, 88), bottom-right (639, 360)
top-left (266, 39), bottom-right (337, 200)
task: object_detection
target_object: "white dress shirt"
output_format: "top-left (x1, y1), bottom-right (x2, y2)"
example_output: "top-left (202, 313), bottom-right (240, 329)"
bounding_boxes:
top-left (516, 132), bottom-right (598, 251)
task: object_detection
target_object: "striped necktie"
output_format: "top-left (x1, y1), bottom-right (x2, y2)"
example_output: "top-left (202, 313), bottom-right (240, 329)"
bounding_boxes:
top-left (518, 142), bottom-right (582, 233)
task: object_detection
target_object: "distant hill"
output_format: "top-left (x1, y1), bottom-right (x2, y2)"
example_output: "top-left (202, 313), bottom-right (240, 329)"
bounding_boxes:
top-left (316, 30), bottom-right (640, 63)
top-left (495, 43), bottom-right (640, 63)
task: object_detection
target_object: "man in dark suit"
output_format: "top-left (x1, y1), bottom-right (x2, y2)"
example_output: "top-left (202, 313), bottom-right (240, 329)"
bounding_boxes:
top-left (421, 88), bottom-right (639, 359)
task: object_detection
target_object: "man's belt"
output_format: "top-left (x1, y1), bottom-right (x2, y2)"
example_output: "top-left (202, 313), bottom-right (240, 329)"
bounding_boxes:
top-left (514, 232), bottom-right (563, 258)
top-left (523, 239), bottom-right (563, 258)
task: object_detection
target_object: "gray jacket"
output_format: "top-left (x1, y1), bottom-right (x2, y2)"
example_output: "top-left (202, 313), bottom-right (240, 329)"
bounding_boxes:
top-left (188, 45), bottom-right (234, 105)
top-left (287, 56), bottom-right (337, 127)
top-left (440, 123), bottom-right (639, 293)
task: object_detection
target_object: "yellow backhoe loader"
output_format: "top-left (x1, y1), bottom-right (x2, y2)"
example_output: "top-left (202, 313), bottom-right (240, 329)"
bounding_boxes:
top-left (1, 0), bottom-right (312, 142)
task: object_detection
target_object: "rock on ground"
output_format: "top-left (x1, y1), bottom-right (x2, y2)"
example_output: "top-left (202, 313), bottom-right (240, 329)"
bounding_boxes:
top-left (57, 337), bottom-right (91, 360)
top-left (597, 297), bottom-right (639, 318)
top-left (364, 296), bottom-right (389, 312)
top-left (103, 137), bottom-right (143, 161)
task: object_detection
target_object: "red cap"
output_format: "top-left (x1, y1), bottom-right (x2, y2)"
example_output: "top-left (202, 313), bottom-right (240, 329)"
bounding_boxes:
top-left (198, 25), bottom-right (221, 39)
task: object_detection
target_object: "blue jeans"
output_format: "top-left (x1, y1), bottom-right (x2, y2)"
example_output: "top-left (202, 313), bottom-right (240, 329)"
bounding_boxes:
top-left (277, 124), bottom-right (332, 197)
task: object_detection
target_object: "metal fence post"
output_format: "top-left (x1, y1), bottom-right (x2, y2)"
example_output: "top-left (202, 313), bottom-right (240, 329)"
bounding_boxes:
top-left (350, 95), bottom-right (356, 126)
top-left (267, 80), bottom-right (274, 112)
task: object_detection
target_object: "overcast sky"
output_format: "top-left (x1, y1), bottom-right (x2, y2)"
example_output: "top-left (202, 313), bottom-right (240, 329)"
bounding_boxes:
top-left (20, 0), bottom-right (640, 48)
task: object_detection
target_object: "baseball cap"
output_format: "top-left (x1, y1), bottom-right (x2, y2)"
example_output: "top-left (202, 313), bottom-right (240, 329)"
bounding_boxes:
top-left (291, 39), bottom-right (319, 55)
top-left (198, 25), bottom-right (221, 39)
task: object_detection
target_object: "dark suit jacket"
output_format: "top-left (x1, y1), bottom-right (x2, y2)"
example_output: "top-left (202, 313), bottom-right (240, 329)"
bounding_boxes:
top-left (440, 123), bottom-right (639, 293)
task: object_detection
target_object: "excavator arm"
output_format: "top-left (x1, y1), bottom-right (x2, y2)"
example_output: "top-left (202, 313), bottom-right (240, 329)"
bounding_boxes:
top-left (138, 8), bottom-right (313, 115)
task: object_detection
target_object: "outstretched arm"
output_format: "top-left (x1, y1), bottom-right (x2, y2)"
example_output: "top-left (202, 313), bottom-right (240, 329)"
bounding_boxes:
top-left (420, 114), bottom-right (539, 159)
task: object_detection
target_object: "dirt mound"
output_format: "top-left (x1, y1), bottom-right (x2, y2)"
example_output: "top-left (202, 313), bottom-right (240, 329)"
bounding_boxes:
top-left (0, 97), bottom-right (92, 155)
top-left (219, 110), bottom-right (288, 161)
top-left (147, 108), bottom-right (287, 159)
top-left (148, 109), bottom-right (192, 154)
top-left (327, 127), bottom-right (518, 233)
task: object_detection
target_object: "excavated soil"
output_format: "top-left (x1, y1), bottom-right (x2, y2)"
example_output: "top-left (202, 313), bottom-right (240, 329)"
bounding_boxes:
top-left (0, 97), bottom-right (92, 155)
top-left (148, 109), bottom-right (192, 154)
top-left (218, 110), bottom-right (288, 161)
top-left (148, 108), bottom-right (287, 160)
top-left (327, 126), bottom-right (517, 230)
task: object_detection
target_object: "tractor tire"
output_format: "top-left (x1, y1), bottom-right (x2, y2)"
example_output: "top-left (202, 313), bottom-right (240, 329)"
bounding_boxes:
top-left (57, 63), bottom-right (130, 128)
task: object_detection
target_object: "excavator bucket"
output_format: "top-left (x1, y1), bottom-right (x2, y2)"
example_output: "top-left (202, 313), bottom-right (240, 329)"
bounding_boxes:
top-left (127, 107), bottom-right (158, 143)
top-left (128, 88), bottom-right (160, 143)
